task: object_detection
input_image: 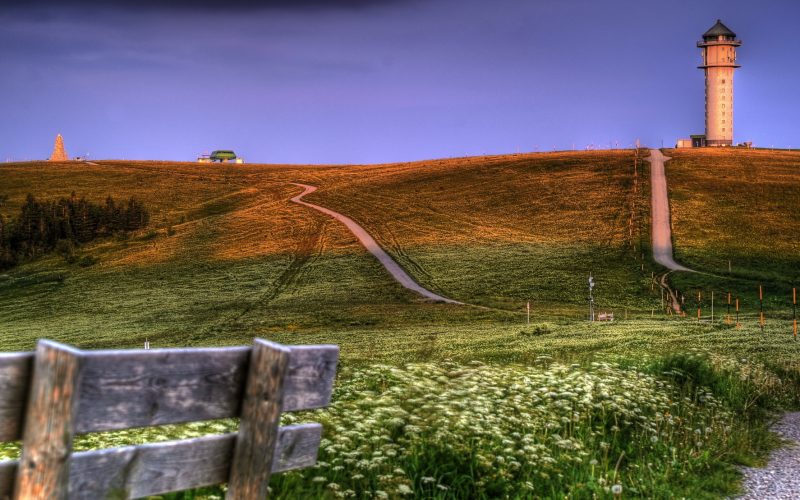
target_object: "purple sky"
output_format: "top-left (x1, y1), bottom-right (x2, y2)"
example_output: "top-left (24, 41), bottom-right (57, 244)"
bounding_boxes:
top-left (2, 0), bottom-right (799, 164)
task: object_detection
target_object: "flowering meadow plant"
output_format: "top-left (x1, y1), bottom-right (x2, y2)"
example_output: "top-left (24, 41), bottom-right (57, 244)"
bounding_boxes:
top-left (0, 355), bottom-right (770, 498)
top-left (274, 359), bottom-right (739, 498)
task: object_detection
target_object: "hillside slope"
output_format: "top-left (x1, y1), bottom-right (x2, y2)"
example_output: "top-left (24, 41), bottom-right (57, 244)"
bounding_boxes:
top-left (0, 151), bottom-right (652, 350)
top-left (663, 148), bottom-right (800, 314)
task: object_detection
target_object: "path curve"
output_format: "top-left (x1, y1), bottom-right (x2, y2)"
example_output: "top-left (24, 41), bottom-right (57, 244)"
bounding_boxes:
top-left (289, 183), bottom-right (462, 304)
top-left (647, 149), bottom-right (693, 272)
top-left (739, 412), bottom-right (800, 499)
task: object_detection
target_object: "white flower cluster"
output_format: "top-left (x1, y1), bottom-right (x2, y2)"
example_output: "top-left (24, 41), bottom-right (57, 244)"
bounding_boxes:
top-left (274, 360), bottom-right (735, 497)
top-left (0, 359), bottom-right (739, 497)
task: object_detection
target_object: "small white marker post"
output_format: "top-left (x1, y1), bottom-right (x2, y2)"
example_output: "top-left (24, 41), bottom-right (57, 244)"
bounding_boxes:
top-left (526, 301), bottom-right (531, 326)
top-left (144, 338), bottom-right (150, 350)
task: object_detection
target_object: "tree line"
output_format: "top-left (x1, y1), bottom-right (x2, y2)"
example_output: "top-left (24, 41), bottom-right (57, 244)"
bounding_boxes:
top-left (0, 193), bottom-right (150, 270)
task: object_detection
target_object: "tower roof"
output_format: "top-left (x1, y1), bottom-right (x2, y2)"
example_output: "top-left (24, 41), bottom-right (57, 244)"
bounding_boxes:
top-left (703, 19), bottom-right (736, 39)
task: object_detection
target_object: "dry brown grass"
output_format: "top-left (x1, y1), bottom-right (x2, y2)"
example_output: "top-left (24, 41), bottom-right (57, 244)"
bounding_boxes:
top-left (1, 151), bottom-right (638, 267)
top-left (663, 148), bottom-right (800, 276)
top-left (306, 150), bottom-right (637, 247)
top-left (0, 151), bottom-right (651, 325)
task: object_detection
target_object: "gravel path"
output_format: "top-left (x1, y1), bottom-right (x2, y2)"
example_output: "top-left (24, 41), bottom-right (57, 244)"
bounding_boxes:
top-left (647, 149), bottom-right (693, 272)
top-left (738, 412), bottom-right (800, 499)
top-left (289, 183), bottom-right (462, 304)
top-left (647, 151), bottom-right (800, 496)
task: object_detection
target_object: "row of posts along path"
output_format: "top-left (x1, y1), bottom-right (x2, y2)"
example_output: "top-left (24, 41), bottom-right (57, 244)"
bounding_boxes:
top-left (646, 148), bottom-right (694, 314)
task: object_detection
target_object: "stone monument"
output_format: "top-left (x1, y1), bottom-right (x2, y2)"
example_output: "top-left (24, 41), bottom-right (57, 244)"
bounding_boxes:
top-left (49, 134), bottom-right (68, 161)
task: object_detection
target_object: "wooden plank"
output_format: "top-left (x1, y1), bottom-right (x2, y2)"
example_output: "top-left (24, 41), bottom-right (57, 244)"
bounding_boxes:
top-left (14, 340), bottom-right (82, 500)
top-left (0, 424), bottom-right (321, 499)
top-left (0, 460), bottom-right (13, 500)
top-left (282, 345), bottom-right (339, 412)
top-left (227, 339), bottom-right (290, 499)
top-left (75, 347), bottom-right (251, 434)
top-left (0, 353), bottom-right (33, 443)
top-left (0, 344), bottom-right (338, 438)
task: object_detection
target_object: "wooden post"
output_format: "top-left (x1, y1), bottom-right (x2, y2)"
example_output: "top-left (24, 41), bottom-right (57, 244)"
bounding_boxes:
top-left (227, 339), bottom-right (290, 500)
top-left (726, 291), bottom-right (731, 324)
top-left (793, 287), bottom-right (797, 339)
top-left (14, 341), bottom-right (82, 500)
top-left (759, 285), bottom-right (764, 333)
top-left (736, 298), bottom-right (740, 328)
top-left (711, 291), bottom-right (714, 324)
top-left (697, 291), bottom-right (702, 323)
top-left (526, 301), bottom-right (530, 326)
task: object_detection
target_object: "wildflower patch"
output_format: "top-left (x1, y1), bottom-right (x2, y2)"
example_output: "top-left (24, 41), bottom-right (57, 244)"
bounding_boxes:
top-left (274, 361), bottom-right (737, 498)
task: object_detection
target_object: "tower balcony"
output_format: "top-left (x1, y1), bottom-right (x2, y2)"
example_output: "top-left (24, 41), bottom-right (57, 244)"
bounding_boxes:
top-left (697, 39), bottom-right (742, 48)
top-left (698, 61), bottom-right (741, 69)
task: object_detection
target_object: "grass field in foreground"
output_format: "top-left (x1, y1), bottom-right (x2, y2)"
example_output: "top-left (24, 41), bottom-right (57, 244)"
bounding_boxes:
top-left (1, 149), bottom-right (799, 498)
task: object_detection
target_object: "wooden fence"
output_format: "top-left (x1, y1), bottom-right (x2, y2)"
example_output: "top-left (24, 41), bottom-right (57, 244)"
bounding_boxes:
top-left (0, 338), bottom-right (339, 499)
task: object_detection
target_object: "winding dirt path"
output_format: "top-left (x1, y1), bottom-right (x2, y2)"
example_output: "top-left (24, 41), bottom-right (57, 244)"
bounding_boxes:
top-left (289, 183), bottom-right (462, 304)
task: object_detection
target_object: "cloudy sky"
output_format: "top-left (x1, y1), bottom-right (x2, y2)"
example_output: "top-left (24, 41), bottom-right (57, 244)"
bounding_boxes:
top-left (2, 0), bottom-right (799, 163)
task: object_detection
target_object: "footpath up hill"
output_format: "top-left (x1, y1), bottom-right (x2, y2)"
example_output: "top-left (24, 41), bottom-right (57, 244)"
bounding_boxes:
top-left (0, 151), bottom-right (651, 351)
top-left (662, 148), bottom-right (800, 312)
top-left (3, 151), bottom-right (800, 499)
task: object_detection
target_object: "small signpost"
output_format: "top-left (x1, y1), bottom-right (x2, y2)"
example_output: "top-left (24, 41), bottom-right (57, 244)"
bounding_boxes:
top-left (526, 301), bottom-right (531, 326)
top-left (759, 285), bottom-right (765, 333)
top-left (588, 274), bottom-right (595, 322)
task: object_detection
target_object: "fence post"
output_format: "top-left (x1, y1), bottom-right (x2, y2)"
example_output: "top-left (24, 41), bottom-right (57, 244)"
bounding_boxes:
top-left (793, 287), bottom-right (797, 339)
top-left (227, 339), bottom-right (290, 499)
top-left (13, 341), bottom-right (82, 500)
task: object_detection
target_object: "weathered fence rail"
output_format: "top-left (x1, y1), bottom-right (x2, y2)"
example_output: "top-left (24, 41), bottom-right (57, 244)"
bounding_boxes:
top-left (0, 338), bottom-right (339, 499)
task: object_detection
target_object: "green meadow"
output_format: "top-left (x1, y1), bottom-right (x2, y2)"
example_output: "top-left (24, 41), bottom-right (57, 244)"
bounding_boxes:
top-left (1, 149), bottom-right (799, 498)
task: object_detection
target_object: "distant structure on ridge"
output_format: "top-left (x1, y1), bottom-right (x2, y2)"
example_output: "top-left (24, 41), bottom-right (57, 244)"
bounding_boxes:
top-left (49, 134), bottom-right (69, 161)
top-left (676, 20), bottom-right (746, 148)
top-left (197, 150), bottom-right (244, 164)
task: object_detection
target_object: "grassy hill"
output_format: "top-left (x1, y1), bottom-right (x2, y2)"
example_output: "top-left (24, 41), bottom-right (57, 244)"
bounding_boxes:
top-left (662, 148), bottom-right (800, 319)
top-left (0, 151), bottom-right (659, 353)
top-left (1, 150), bottom-right (799, 497)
